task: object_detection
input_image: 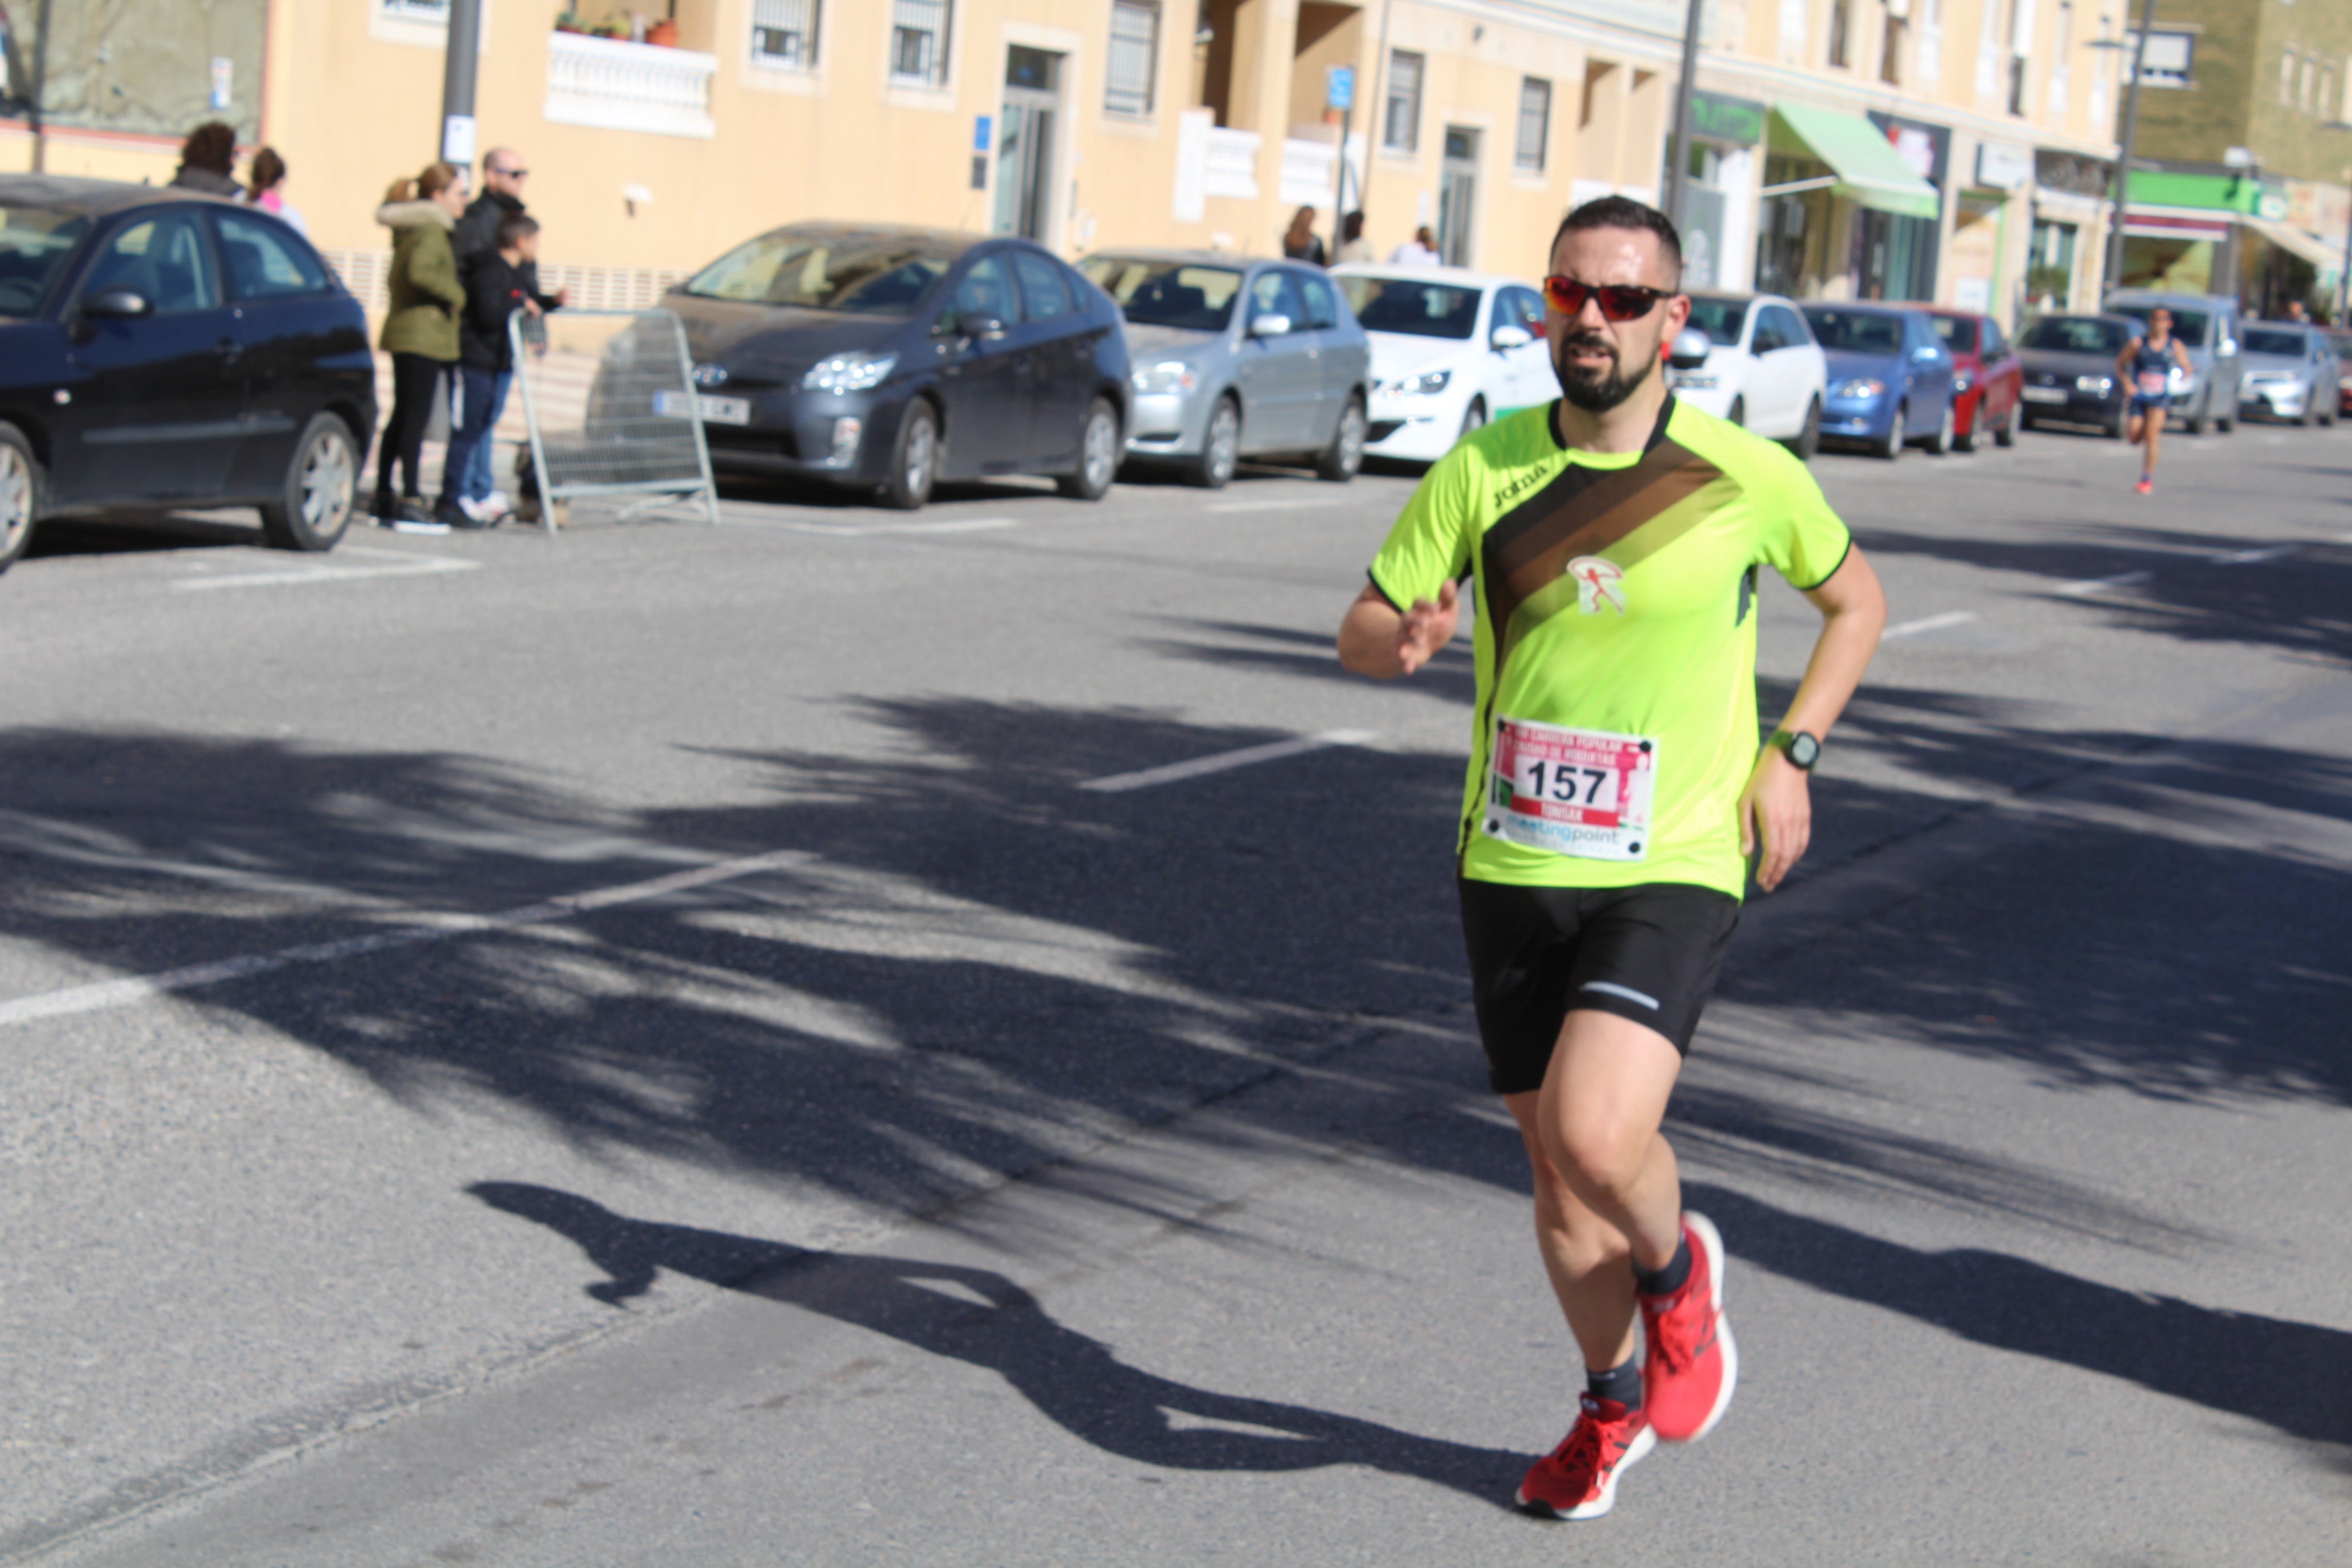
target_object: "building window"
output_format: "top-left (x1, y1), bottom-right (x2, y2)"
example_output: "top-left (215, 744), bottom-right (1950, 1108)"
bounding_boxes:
top-left (2300, 56), bottom-right (2318, 115)
top-left (2283, 50), bottom-right (2296, 107)
top-left (1828, 0), bottom-right (1851, 68)
top-left (1880, 15), bottom-right (1907, 85)
top-left (1104, 1), bottom-right (1158, 115)
top-left (751, 0), bottom-right (819, 69)
top-left (1384, 50), bottom-right (1422, 152)
top-left (2124, 29), bottom-right (2193, 88)
top-left (380, 0), bottom-right (448, 19)
top-left (2007, 52), bottom-right (2028, 114)
top-left (1515, 77), bottom-right (1551, 172)
top-left (891, 0), bottom-right (951, 87)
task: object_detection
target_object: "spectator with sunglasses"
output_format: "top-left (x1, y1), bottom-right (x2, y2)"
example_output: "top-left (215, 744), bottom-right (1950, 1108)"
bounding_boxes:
top-left (453, 148), bottom-right (564, 518)
top-left (1337, 195), bottom-right (1885, 1526)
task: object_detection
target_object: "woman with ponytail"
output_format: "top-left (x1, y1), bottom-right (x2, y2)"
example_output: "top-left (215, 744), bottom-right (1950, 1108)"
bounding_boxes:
top-left (372, 162), bottom-right (469, 529)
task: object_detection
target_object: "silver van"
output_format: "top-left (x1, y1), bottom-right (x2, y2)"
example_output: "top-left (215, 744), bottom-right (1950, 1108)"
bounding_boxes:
top-left (2101, 289), bottom-right (2242, 434)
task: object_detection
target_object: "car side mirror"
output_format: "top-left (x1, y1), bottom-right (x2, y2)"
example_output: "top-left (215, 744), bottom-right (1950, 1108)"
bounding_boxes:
top-left (1667, 327), bottom-right (1712, 370)
top-left (958, 313), bottom-right (1006, 340)
top-left (1248, 312), bottom-right (1292, 338)
top-left (82, 288), bottom-right (152, 321)
top-left (1490, 323), bottom-right (1533, 350)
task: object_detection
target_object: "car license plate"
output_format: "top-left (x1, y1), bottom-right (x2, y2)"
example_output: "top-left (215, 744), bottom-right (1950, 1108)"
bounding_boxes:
top-left (2020, 387), bottom-right (2067, 404)
top-left (654, 389), bottom-right (751, 425)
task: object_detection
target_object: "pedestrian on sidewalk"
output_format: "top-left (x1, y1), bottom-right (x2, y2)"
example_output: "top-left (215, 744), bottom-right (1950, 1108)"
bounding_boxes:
top-left (1281, 206), bottom-right (1328, 267)
top-left (440, 212), bottom-right (557, 528)
top-left (1389, 225), bottom-right (1439, 265)
top-left (1336, 210), bottom-right (1374, 264)
top-left (373, 161), bottom-right (469, 532)
top-left (244, 147), bottom-right (308, 238)
top-left (1337, 195), bottom-right (1884, 1524)
top-left (452, 148), bottom-right (563, 517)
top-left (169, 122), bottom-right (242, 197)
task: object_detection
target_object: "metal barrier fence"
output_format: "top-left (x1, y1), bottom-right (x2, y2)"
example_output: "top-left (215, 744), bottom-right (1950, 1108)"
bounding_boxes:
top-left (509, 308), bottom-right (720, 530)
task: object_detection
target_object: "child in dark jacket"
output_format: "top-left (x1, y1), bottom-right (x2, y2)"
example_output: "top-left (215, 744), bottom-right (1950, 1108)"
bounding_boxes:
top-left (438, 213), bottom-right (558, 526)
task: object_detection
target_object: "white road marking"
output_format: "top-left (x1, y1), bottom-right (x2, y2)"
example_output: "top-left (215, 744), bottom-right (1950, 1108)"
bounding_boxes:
top-left (174, 547), bottom-right (480, 591)
top-left (725, 517), bottom-right (1019, 537)
top-left (1079, 730), bottom-right (1375, 793)
top-left (1882, 610), bottom-right (1978, 639)
top-left (0, 848), bottom-right (812, 1031)
top-left (1205, 497), bottom-right (1347, 514)
top-left (2056, 570), bottom-right (2155, 597)
top-left (2210, 544), bottom-right (2298, 565)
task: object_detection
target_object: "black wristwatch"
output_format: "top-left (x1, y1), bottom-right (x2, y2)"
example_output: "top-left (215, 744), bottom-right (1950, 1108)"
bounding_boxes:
top-left (1771, 730), bottom-right (1821, 771)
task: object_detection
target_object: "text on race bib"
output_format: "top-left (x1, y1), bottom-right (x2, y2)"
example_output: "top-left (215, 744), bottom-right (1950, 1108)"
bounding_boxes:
top-left (1483, 716), bottom-right (1656, 862)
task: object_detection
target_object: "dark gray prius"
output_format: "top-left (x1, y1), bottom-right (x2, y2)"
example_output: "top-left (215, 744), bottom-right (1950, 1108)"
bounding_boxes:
top-left (666, 222), bottom-right (1130, 510)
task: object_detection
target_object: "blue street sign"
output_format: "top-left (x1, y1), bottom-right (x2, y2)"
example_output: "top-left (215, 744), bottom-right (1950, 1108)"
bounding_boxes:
top-left (974, 116), bottom-right (992, 152)
top-left (1326, 65), bottom-right (1354, 111)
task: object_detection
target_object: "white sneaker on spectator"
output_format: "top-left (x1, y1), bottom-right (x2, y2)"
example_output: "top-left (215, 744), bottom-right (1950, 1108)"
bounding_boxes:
top-left (481, 489), bottom-right (511, 518)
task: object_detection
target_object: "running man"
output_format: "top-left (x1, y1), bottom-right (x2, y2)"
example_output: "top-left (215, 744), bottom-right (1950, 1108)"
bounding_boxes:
top-left (1336, 197), bottom-right (1884, 1520)
top-left (2117, 306), bottom-right (2192, 495)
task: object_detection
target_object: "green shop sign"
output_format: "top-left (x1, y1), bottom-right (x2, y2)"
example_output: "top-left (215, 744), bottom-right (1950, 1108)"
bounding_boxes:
top-left (1690, 91), bottom-right (1767, 146)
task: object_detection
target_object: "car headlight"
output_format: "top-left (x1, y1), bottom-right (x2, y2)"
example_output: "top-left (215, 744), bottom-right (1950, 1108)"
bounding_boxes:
top-left (2075, 374), bottom-right (2113, 393)
top-left (800, 353), bottom-right (898, 394)
top-left (1832, 378), bottom-right (1884, 399)
top-left (1130, 360), bottom-right (1197, 395)
top-left (1384, 367), bottom-right (1453, 397)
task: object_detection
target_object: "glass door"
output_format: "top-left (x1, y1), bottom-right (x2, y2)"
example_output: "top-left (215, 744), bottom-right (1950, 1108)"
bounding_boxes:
top-left (1438, 126), bottom-right (1479, 267)
top-left (994, 47), bottom-right (1061, 241)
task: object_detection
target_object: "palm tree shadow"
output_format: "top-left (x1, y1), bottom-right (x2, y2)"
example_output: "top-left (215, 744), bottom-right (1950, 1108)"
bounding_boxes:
top-left (470, 1183), bottom-right (1530, 1504)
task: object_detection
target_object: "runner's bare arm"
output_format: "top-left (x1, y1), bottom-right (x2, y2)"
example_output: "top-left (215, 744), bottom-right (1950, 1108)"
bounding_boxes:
top-left (1338, 579), bottom-right (1460, 678)
top-left (1740, 545), bottom-right (1887, 892)
top-left (2116, 338), bottom-right (2140, 377)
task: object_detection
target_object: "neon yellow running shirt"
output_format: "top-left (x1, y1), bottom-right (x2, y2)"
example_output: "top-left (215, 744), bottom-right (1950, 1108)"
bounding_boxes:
top-left (1367, 397), bottom-right (1852, 900)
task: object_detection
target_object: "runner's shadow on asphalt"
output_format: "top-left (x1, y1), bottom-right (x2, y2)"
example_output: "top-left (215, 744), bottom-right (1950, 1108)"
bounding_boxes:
top-left (1688, 1183), bottom-right (2352, 1456)
top-left (468, 1182), bottom-right (1531, 1504)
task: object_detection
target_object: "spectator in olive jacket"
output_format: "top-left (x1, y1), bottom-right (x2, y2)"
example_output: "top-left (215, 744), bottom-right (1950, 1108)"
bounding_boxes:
top-left (372, 162), bottom-right (468, 529)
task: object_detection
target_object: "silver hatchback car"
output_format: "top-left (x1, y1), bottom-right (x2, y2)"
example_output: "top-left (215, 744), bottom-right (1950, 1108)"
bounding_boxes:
top-left (1077, 250), bottom-right (1371, 487)
top-left (2235, 321), bottom-right (2340, 425)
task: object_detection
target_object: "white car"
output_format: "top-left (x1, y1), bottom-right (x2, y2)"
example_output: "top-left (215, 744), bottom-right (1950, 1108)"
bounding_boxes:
top-left (1667, 292), bottom-right (1829, 455)
top-left (1332, 265), bottom-right (1557, 463)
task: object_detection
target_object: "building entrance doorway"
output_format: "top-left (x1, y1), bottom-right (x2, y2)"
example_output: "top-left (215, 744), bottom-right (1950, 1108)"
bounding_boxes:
top-left (994, 46), bottom-right (1062, 241)
top-left (1438, 126), bottom-right (1479, 267)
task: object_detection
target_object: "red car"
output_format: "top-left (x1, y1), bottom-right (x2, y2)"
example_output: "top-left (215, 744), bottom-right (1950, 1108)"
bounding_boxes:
top-left (1927, 308), bottom-right (2025, 449)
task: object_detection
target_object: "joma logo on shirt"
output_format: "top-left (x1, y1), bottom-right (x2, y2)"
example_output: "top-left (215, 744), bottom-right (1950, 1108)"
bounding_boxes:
top-left (1491, 468), bottom-right (1550, 509)
top-left (1569, 556), bottom-right (1627, 614)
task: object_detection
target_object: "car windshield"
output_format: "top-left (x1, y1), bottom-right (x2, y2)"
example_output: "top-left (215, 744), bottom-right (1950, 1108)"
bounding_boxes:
top-left (1684, 295), bottom-right (1748, 346)
top-left (2242, 327), bottom-right (2306, 357)
top-left (0, 204), bottom-right (91, 315)
top-left (1803, 310), bottom-right (1904, 353)
top-left (1077, 257), bottom-right (1243, 331)
top-left (1338, 276), bottom-right (1480, 339)
top-left (2021, 317), bottom-right (2128, 354)
top-left (683, 232), bottom-right (953, 315)
top-left (2112, 306), bottom-right (2208, 346)
top-left (1932, 315), bottom-right (1980, 353)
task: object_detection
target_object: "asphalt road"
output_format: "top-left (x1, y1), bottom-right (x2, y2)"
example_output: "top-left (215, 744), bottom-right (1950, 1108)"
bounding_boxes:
top-left (2, 415), bottom-right (2348, 1566)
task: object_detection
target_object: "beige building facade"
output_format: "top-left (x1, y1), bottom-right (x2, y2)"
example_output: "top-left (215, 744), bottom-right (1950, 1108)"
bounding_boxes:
top-left (0, 1), bottom-right (2118, 326)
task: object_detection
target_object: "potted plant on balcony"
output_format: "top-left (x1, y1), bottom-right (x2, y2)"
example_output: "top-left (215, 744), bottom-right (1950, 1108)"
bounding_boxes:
top-left (555, 10), bottom-right (585, 32)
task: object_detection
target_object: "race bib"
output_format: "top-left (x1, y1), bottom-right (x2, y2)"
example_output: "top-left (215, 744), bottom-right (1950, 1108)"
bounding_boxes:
top-left (1482, 716), bottom-right (1656, 862)
top-left (2136, 370), bottom-right (2168, 396)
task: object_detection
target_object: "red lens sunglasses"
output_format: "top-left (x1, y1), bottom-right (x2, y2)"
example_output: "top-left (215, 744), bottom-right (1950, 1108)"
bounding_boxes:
top-left (1541, 275), bottom-right (1670, 322)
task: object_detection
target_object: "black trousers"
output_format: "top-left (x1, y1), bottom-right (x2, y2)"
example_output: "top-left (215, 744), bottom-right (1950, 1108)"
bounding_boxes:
top-left (376, 352), bottom-right (448, 501)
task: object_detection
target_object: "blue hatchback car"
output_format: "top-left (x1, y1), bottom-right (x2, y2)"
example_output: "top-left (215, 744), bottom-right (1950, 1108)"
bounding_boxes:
top-left (1801, 303), bottom-right (1957, 459)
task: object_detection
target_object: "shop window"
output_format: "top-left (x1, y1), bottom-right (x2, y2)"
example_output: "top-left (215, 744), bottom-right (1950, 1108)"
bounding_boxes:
top-left (1515, 77), bottom-right (1551, 172)
top-left (890, 0), bottom-right (951, 87)
top-left (1384, 50), bottom-right (1423, 152)
top-left (1105, 1), bottom-right (1158, 116)
top-left (1828, 0), bottom-right (1851, 68)
top-left (751, 0), bottom-right (819, 69)
top-left (2027, 220), bottom-right (2076, 310)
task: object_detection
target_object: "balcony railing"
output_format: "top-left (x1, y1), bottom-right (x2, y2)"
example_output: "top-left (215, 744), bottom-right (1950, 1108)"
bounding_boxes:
top-left (544, 29), bottom-right (717, 139)
top-left (1203, 127), bottom-right (1261, 200)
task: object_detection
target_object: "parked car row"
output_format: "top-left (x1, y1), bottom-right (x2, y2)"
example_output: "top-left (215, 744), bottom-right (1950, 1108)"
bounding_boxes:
top-left (2010, 289), bottom-right (2343, 436)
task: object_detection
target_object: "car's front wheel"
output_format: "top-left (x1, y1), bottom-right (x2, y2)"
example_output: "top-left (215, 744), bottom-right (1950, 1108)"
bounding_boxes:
top-left (258, 413), bottom-right (359, 552)
top-left (1993, 397), bottom-right (2020, 447)
top-left (0, 422), bottom-right (39, 575)
top-left (1784, 395), bottom-right (1821, 461)
top-left (1875, 403), bottom-right (1906, 460)
top-left (1921, 399), bottom-right (1955, 456)
top-left (1316, 394), bottom-right (1366, 483)
top-left (1188, 396), bottom-right (1241, 489)
top-left (879, 398), bottom-right (938, 510)
top-left (1458, 397), bottom-right (1488, 441)
top-left (1057, 397), bottom-right (1120, 500)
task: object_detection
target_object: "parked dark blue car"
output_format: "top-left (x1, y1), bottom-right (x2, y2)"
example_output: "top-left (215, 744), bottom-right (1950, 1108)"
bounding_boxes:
top-left (1801, 303), bottom-right (1957, 459)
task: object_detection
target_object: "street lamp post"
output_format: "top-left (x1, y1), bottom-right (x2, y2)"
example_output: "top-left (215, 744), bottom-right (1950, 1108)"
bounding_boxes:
top-left (2100, 0), bottom-right (2161, 299)
top-left (440, 0), bottom-right (483, 169)
top-left (1662, 0), bottom-right (1705, 225)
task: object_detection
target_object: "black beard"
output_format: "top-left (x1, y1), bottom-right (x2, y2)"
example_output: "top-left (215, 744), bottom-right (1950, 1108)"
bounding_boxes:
top-left (1552, 332), bottom-right (1654, 412)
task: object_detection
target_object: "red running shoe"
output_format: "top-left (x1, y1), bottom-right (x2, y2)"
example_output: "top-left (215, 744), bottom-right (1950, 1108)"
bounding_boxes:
top-left (1516, 1393), bottom-right (1655, 1520)
top-left (2136, 478), bottom-right (2153, 495)
top-left (1639, 1211), bottom-right (1737, 1443)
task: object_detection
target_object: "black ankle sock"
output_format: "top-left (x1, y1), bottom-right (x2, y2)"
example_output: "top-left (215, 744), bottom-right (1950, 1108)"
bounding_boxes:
top-left (1633, 1236), bottom-right (1691, 1298)
top-left (1586, 1358), bottom-right (1642, 1410)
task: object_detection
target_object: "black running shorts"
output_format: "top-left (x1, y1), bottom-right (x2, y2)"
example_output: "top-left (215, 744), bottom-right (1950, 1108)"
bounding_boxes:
top-left (1458, 879), bottom-right (1742, 1093)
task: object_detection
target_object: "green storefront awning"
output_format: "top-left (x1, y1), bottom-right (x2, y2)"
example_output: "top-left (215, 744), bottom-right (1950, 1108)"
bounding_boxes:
top-left (1767, 104), bottom-right (1942, 220)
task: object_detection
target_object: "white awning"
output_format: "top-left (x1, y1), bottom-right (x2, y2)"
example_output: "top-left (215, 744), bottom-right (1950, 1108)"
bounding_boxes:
top-left (2243, 215), bottom-right (2345, 275)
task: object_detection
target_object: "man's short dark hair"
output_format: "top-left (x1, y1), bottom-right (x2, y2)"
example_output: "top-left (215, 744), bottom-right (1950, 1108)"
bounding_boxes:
top-left (495, 212), bottom-right (540, 250)
top-left (1551, 196), bottom-right (1683, 284)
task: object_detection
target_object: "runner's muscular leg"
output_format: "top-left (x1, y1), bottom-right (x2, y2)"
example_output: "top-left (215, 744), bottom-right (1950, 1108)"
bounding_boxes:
top-left (1504, 1008), bottom-right (1688, 1369)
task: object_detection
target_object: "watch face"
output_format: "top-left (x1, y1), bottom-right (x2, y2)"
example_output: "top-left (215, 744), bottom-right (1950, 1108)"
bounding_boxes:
top-left (1787, 732), bottom-right (1820, 769)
